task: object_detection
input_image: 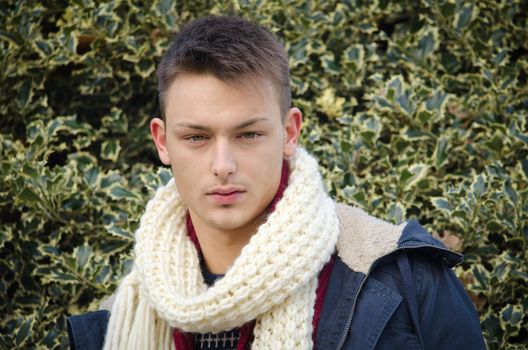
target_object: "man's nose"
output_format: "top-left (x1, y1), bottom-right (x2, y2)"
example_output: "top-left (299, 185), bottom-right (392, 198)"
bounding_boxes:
top-left (211, 140), bottom-right (236, 179)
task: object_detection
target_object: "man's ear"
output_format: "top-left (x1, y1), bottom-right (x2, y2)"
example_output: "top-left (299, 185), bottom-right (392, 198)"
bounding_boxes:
top-left (150, 117), bottom-right (171, 165)
top-left (283, 107), bottom-right (303, 158)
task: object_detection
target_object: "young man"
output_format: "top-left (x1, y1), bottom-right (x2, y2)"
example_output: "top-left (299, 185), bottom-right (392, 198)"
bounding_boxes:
top-left (68, 16), bottom-right (486, 350)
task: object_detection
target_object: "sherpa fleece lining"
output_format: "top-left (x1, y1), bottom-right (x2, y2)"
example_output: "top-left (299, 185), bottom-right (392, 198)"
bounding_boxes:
top-left (335, 203), bottom-right (405, 274)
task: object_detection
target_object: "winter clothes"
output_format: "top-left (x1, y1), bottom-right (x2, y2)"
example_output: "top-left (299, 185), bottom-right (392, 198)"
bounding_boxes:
top-left (67, 149), bottom-right (486, 350)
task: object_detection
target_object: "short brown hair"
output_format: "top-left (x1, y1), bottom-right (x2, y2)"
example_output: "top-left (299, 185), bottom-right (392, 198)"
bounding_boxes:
top-left (156, 16), bottom-right (291, 119)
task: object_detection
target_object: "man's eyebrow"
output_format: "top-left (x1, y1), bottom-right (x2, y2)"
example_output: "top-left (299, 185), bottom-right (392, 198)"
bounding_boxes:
top-left (235, 117), bottom-right (269, 129)
top-left (174, 117), bottom-right (269, 130)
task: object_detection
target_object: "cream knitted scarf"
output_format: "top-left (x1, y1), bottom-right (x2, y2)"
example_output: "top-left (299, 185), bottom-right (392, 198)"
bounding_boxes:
top-left (103, 148), bottom-right (340, 350)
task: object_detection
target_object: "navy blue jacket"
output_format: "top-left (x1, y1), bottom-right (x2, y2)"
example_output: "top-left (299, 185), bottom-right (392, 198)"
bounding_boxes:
top-left (68, 217), bottom-right (486, 350)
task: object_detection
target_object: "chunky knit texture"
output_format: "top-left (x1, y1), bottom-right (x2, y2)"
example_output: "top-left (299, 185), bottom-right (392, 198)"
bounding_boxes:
top-left (103, 148), bottom-right (340, 350)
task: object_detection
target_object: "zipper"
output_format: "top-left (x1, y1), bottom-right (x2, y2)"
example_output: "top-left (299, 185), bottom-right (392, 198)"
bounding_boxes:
top-left (335, 244), bottom-right (462, 350)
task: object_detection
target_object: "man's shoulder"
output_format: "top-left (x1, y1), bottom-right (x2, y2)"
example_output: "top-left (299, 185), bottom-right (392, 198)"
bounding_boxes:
top-left (334, 202), bottom-right (462, 274)
top-left (67, 310), bottom-right (109, 350)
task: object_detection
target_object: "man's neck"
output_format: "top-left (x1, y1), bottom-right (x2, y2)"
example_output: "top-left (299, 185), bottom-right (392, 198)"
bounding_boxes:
top-left (189, 213), bottom-right (266, 274)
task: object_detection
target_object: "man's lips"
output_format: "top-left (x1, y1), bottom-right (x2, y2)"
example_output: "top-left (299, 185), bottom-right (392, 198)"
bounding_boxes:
top-left (207, 186), bottom-right (246, 205)
top-left (206, 187), bottom-right (246, 205)
top-left (206, 186), bottom-right (245, 195)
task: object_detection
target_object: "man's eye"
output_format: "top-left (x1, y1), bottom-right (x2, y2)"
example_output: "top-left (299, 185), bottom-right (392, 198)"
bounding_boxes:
top-left (185, 135), bottom-right (208, 142)
top-left (239, 132), bottom-right (260, 139)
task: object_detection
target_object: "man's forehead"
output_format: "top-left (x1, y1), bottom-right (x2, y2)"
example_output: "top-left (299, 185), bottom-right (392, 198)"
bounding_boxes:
top-left (164, 72), bottom-right (282, 125)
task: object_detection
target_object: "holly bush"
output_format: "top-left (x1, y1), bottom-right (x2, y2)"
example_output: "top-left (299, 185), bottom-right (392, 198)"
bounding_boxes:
top-left (1, 0), bottom-right (526, 349)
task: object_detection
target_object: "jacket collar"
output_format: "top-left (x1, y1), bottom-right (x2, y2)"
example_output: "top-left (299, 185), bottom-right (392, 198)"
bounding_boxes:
top-left (397, 220), bottom-right (462, 267)
top-left (335, 203), bottom-right (462, 274)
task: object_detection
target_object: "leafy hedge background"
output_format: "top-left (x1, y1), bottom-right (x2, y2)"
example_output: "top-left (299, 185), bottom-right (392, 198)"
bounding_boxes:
top-left (1, 0), bottom-right (527, 348)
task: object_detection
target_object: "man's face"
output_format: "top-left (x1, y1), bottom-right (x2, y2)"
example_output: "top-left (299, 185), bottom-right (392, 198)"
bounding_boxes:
top-left (151, 72), bottom-right (301, 236)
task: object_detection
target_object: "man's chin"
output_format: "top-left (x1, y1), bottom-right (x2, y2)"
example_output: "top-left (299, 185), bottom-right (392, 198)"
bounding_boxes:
top-left (206, 210), bottom-right (265, 235)
top-left (208, 218), bottom-right (252, 233)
